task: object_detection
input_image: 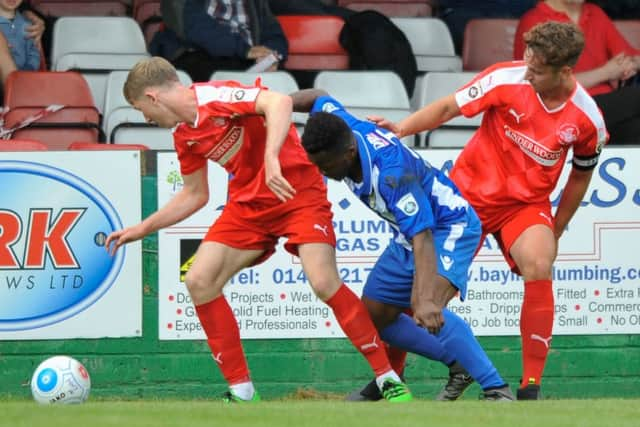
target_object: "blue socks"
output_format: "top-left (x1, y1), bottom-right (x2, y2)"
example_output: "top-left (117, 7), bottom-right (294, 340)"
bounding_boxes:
top-left (380, 313), bottom-right (454, 364)
top-left (380, 309), bottom-right (505, 390)
top-left (436, 309), bottom-right (505, 389)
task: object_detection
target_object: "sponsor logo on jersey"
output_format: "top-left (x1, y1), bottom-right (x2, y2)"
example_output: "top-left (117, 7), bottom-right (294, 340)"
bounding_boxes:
top-left (205, 126), bottom-right (244, 165)
top-left (321, 102), bottom-right (339, 113)
top-left (232, 89), bottom-right (245, 101)
top-left (199, 86), bottom-right (259, 104)
top-left (366, 132), bottom-right (389, 150)
top-left (503, 125), bottom-right (563, 166)
top-left (556, 123), bottom-right (579, 145)
top-left (395, 193), bottom-right (419, 216)
top-left (467, 84), bottom-right (480, 99)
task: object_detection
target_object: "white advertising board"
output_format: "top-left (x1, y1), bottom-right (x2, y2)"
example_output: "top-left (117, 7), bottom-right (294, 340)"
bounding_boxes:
top-left (0, 151), bottom-right (142, 339)
top-left (158, 147), bottom-right (639, 339)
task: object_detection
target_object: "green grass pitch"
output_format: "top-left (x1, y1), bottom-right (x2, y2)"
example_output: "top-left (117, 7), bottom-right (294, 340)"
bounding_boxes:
top-left (1, 399), bottom-right (640, 427)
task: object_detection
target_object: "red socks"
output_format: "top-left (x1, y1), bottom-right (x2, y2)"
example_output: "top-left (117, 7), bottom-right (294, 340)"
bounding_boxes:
top-left (519, 280), bottom-right (554, 387)
top-left (195, 296), bottom-right (250, 385)
top-left (387, 345), bottom-right (408, 377)
top-left (326, 284), bottom-right (392, 376)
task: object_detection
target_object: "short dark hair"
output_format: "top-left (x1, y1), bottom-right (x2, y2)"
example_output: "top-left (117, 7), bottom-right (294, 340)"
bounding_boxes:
top-left (524, 21), bottom-right (584, 68)
top-left (301, 112), bottom-right (353, 154)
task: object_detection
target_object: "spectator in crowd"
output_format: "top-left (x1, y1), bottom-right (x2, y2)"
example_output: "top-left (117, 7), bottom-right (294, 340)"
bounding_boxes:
top-left (153, 0), bottom-right (287, 82)
top-left (0, 31), bottom-right (16, 86)
top-left (590, 0), bottom-right (640, 19)
top-left (19, 3), bottom-right (44, 47)
top-left (0, 0), bottom-right (41, 71)
top-left (515, 0), bottom-right (640, 144)
top-left (437, 0), bottom-right (537, 54)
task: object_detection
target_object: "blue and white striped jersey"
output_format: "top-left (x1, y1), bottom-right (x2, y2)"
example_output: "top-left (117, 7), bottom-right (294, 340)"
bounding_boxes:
top-left (310, 96), bottom-right (474, 249)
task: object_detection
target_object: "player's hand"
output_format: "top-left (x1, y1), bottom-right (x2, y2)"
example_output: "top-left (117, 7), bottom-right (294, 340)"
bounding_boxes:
top-left (104, 226), bottom-right (145, 256)
top-left (366, 115), bottom-right (401, 136)
top-left (412, 299), bottom-right (444, 335)
top-left (264, 155), bottom-right (295, 202)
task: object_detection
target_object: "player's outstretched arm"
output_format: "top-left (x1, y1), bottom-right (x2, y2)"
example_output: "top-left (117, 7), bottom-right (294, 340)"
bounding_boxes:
top-left (290, 89), bottom-right (329, 113)
top-left (255, 89), bottom-right (296, 202)
top-left (370, 94), bottom-right (462, 139)
top-left (398, 94), bottom-right (461, 138)
top-left (105, 166), bottom-right (210, 256)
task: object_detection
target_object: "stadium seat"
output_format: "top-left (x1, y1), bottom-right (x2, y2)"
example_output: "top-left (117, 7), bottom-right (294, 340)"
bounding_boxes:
top-left (462, 18), bottom-right (518, 70)
top-left (391, 17), bottom-right (462, 73)
top-left (338, 0), bottom-right (433, 17)
top-left (51, 16), bottom-right (150, 114)
top-left (3, 71), bottom-right (101, 150)
top-left (30, 0), bottom-right (127, 17)
top-left (313, 70), bottom-right (414, 145)
top-left (276, 16), bottom-right (349, 70)
top-left (68, 141), bottom-right (149, 151)
top-left (102, 70), bottom-right (191, 150)
top-left (614, 20), bottom-right (640, 50)
top-left (413, 72), bottom-right (480, 147)
top-left (0, 139), bottom-right (48, 151)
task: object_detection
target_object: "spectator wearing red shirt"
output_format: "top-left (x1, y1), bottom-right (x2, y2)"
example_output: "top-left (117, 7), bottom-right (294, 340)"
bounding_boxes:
top-left (514, 0), bottom-right (640, 145)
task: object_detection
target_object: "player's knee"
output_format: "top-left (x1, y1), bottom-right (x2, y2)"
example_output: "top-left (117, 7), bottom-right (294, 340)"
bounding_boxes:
top-left (310, 277), bottom-right (341, 301)
top-left (520, 256), bottom-right (553, 280)
top-left (184, 269), bottom-right (216, 301)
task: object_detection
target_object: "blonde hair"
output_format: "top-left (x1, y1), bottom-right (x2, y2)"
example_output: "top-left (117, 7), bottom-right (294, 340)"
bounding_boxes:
top-left (524, 22), bottom-right (584, 68)
top-left (123, 57), bottom-right (180, 104)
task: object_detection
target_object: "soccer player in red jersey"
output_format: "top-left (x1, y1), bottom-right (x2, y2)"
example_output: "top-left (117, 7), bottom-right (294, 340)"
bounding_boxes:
top-left (104, 56), bottom-right (412, 402)
top-left (371, 22), bottom-right (608, 399)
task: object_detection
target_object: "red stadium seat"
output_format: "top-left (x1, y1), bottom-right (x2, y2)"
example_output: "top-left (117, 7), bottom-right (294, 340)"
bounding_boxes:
top-left (30, 0), bottom-right (127, 17)
top-left (0, 139), bottom-right (48, 151)
top-left (3, 71), bottom-right (101, 150)
top-left (337, 0), bottom-right (432, 17)
top-left (276, 16), bottom-right (349, 70)
top-left (68, 142), bottom-right (149, 151)
top-left (614, 20), bottom-right (640, 50)
top-left (462, 18), bottom-right (518, 70)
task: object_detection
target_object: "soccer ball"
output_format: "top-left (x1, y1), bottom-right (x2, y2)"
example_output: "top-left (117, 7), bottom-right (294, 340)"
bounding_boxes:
top-left (30, 356), bottom-right (91, 404)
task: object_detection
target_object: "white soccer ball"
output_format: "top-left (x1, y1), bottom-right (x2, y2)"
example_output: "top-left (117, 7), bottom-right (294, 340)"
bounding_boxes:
top-left (30, 356), bottom-right (91, 404)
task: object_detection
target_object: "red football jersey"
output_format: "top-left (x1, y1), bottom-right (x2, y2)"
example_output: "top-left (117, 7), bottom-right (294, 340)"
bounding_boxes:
top-left (451, 62), bottom-right (608, 216)
top-left (173, 80), bottom-right (323, 205)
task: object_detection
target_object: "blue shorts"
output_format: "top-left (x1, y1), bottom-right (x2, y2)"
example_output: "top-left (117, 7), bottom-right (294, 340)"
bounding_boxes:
top-left (362, 211), bottom-right (481, 307)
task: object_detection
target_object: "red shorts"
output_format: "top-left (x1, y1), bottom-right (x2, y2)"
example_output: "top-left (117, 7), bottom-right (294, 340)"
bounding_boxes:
top-left (204, 187), bottom-right (336, 265)
top-left (477, 202), bottom-right (553, 274)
